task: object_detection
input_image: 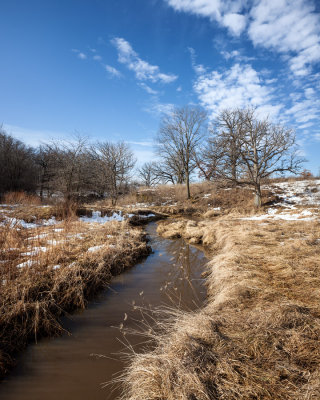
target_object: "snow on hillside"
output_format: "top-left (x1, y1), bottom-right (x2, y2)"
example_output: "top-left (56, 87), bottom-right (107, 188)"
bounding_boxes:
top-left (244, 179), bottom-right (320, 221)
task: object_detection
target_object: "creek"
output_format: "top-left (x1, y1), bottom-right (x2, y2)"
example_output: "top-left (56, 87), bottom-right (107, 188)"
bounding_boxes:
top-left (0, 222), bottom-right (208, 400)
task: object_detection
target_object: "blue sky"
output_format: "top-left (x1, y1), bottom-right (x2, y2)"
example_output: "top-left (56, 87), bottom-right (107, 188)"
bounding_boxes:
top-left (1, 0), bottom-right (319, 173)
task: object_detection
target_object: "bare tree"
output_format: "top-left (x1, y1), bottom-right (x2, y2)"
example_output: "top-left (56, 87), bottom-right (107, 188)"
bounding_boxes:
top-left (35, 144), bottom-right (59, 201)
top-left (238, 109), bottom-right (304, 207)
top-left (92, 141), bottom-right (136, 205)
top-left (156, 105), bottom-right (207, 199)
top-left (199, 109), bottom-right (243, 182)
top-left (194, 138), bottom-right (224, 181)
top-left (138, 162), bottom-right (160, 187)
top-left (46, 136), bottom-right (90, 201)
top-left (153, 158), bottom-right (186, 185)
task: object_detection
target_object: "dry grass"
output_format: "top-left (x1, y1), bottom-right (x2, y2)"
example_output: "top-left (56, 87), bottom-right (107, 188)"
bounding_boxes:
top-left (0, 214), bottom-right (150, 379)
top-left (2, 191), bottom-right (41, 206)
top-left (119, 216), bottom-right (320, 399)
top-left (130, 182), bottom-right (277, 216)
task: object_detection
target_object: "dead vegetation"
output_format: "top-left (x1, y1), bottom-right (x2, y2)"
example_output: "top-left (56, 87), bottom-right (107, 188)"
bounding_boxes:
top-left (0, 217), bottom-right (150, 379)
top-left (131, 182), bottom-right (277, 217)
top-left (119, 216), bottom-right (320, 399)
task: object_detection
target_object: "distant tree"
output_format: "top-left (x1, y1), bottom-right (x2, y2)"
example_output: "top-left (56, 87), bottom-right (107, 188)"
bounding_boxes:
top-left (156, 105), bottom-right (207, 199)
top-left (138, 161), bottom-right (160, 187)
top-left (237, 108), bottom-right (304, 207)
top-left (0, 127), bottom-right (37, 195)
top-left (48, 135), bottom-right (90, 201)
top-left (153, 159), bottom-right (186, 185)
top-left (300, 169), bottom-right (313, 179)
top-left (35, 144), bottom-right (59, 201)
top-left (92, 141), bottom-right (136, 205)
top-left (194, 138), bottom-right (224, 181)
top-left (213, 109), bottom-right (243, 182)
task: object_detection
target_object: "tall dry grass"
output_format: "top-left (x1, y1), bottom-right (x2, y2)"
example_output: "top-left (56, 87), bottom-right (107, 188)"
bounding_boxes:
top-left (2, 191), bottom-right (41, 206)
top-left (0, 216), bottom-right (150, 379)
top-left (119, 216), bottom-right (320, 399)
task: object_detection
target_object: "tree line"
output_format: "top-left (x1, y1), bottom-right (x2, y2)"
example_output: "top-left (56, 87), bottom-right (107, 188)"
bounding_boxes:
top-left (0, 128), bottom-right (135, 204)
top-left (1, 105), bottom-right (303, 207)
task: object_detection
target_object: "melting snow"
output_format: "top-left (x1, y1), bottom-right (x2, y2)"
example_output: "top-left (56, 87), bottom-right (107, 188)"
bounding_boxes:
top-left (87, 245), bottom-right (104, 252)
top-left (80, 211), bottom-right (128, 223)
top-left (17, 260), bottom-right (36, 268)
top-left (21, 247), bottom-right (47, 256)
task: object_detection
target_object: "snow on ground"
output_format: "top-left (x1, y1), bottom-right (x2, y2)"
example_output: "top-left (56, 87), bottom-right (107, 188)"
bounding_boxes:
top-left (267, 179), bottom-right (320, 206)
top-left (79, 210), bottom-right (132, 223)
top-left (0, 216), bottom-right (58, 229)
top-left (245, 180), bottom-right (320, 222)
top-left (17, 260), bottom-right (37, 268)
top-left (21, 247), bottom-right (47, 256)
top-left (87, 245), bottom-right (104, 252)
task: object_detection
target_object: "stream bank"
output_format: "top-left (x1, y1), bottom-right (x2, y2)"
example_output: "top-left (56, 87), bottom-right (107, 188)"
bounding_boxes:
top-left (0, 222), bottom-right (208, 400)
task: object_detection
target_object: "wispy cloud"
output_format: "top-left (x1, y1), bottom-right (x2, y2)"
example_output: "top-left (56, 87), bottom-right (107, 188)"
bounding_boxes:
top-left (3, 124), bottom-right (70, 146)
top-left (126, 140), bottom-right (154, 147)
top-left (220, 49), bottom-right (256, 62)
top-left (139, 83), bottom-right (158, 95)
top-left (111, 37), bottom-right (178, 83)
top-left (93, 55), bottom-right (102, 61)
top-left (72, 49), bottom-right (87, 60)
top-left (165, 0), bottom-right (320, 76)
top-left (105, 64), bottom-right (122, 78)
top-left (248, 0), bottom-right (320, 76)
top-left (143, 98), bottom-right (175, 117)
top-left (165, 0), bottom-right (247, 36)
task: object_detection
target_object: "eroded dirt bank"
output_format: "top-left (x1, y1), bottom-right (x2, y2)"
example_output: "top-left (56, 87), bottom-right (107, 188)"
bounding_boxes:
top-left (120, 215), bottom-right (320, 399)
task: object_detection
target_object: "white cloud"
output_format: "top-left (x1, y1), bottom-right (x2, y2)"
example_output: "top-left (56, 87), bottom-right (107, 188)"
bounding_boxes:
top-left (165, 0), bottom-right (247, 35)
top-left (193, 63), bottom-right (283, 120)
top-left (105, 64), bottom-right (122, 78)
top-left (248, 0), bottom-right (320, 76)
top-left (126, 140), bottom-right (154, 147)
top-left (111, 37), bottom-right (178, 83)
top-left (165, 0), bottom-right (320, 75)
top-left (222, 13), bottom-right (246, 36)
top-left (93, 55), bottom-right (102, 61)
top-left (143, 98), bottom-right (175, 116)
top-left (72, 49), bottom-right (87, 60)
top-left (139, 83), bottom-right (158, 95)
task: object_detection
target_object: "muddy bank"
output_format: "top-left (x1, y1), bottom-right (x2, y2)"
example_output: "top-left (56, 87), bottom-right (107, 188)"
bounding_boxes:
top-left (0, 222), bottom-right (208, 400)
top-left (120, 216), bottom-right (320, 400)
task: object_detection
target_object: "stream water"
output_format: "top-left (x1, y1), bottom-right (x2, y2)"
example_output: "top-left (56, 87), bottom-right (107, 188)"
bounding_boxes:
top-left (0, 222), bottom-right (208, 400)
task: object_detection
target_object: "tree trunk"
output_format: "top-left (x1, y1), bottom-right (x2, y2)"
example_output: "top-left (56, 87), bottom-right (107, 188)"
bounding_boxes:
top-left (186, 171), bottom-right (190, 199)
top-left (254, 184), bottom-right (262, 208)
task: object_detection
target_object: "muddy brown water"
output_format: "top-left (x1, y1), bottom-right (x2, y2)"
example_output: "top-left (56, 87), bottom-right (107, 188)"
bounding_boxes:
top-left (0, 222), bottom-right (208, 400)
